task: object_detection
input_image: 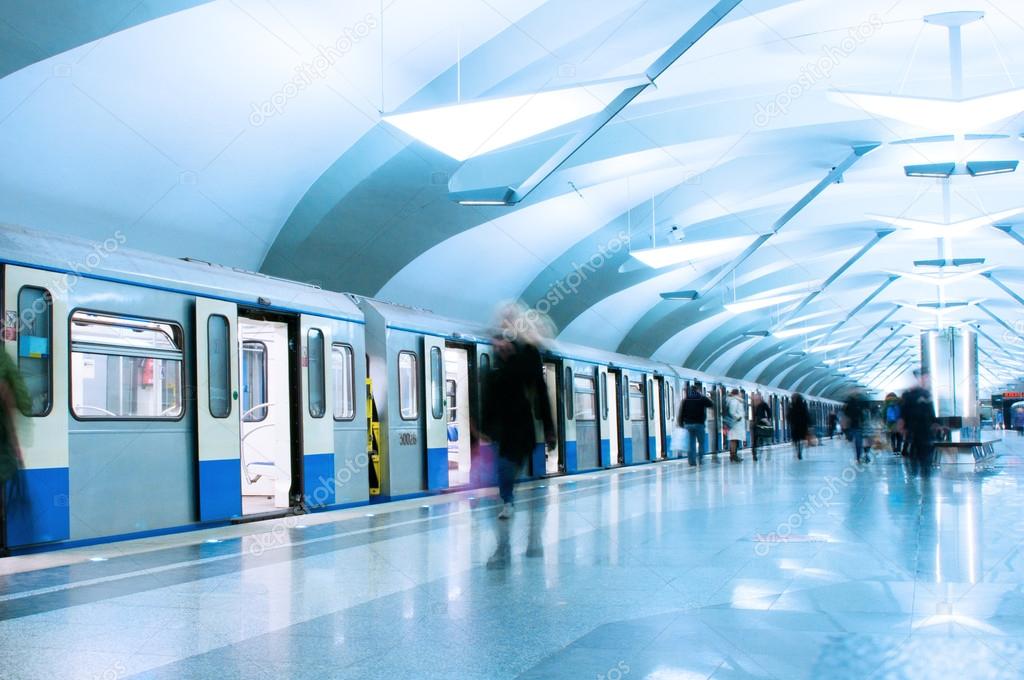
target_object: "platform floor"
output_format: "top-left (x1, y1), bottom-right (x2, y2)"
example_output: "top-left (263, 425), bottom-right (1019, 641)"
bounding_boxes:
top-left (3, 434), bottom-right (1024, 679)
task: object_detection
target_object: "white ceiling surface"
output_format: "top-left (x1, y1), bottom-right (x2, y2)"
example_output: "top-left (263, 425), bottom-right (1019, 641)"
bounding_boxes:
top-left (0, 0), bottom-right (544, 268)
top-left (3, 0), bottom-right (1024, 396)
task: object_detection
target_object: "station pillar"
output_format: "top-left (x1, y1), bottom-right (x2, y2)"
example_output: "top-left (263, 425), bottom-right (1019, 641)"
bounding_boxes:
top-left (920, 327), bottom-right (978, 422)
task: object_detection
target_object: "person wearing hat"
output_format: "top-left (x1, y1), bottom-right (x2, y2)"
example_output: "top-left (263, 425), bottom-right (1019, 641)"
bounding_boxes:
top-left (899, 368), bottom-right (937, 477)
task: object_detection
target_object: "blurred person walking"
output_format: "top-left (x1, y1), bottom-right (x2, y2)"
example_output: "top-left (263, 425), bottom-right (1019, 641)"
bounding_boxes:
top-left (751, 393), bottom-right (773, 461)
top-left (481, 304), bottom-right (556, 520)
top-left (0, 350), bottom-right (30, 556)
top-left (900, 369), bottom-right (937, 477)
top-left (679, 384), bottom-right (714, 466)
top-left (843, 389), bottom-right (870, 463)
top-left (788, 393), bottom-right (811, 460)
top-left (724, 389), bottom-right (746, 463)
top-left (884, 393), bottom-right (902, 454)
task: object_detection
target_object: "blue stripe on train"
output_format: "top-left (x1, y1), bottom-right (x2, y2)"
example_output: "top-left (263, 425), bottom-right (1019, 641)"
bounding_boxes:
top-left (5, 466), bottom-right (70, 547)
top-left (564, 440), bottom-right (578, 473)
top-left (531, 443), bottom-right (546, 477)
top-left (303, 452), bottom-right (336, 507)
top-left (623, 438), bottom-right (634, 465)
top-left (198, 458), bottom-right (241, 521)
top-left (599, 439), bottom-right (611, 467)
top-left (426, 447), bottom-right (449, 490)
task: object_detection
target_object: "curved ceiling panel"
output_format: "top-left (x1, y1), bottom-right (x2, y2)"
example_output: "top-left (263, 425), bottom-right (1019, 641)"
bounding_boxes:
top-left (5, 0), bottom-right (1024, 397)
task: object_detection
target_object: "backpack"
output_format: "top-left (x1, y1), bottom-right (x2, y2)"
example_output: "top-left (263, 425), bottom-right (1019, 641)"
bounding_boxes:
top-left (885, 404), bottom-right (899, 424)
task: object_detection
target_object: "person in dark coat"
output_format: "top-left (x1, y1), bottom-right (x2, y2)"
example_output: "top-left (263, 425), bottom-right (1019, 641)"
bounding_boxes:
top-left (751, 393), bottom-right (773, 461)
top-left (788, 393), bottom-right (810, 460)
top-left (481, 309), bottom-right (556, 520)
top-left (0, 350), bottom-right (30, 556)
top-left (900, 369), bottom-right (937, 477)
top-left (843, 389), bottom-right (869, 463)
top-left (678, 384), bottom-right (714, 466)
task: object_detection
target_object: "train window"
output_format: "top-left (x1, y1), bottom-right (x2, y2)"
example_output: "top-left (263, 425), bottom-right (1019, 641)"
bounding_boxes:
top-left (446, 379), bottom-right (457, 423)
top-left (629, 381), bottom-right (644, 421)
top-left (398, 351), bottom-right (419, 420)
top-left (17, 287), bottom-right (52, 416)
top-left (565, 366), bottom-right (574, 420)
top-left (622, 378), bottom-right (630, 419)
top-left (480, 353), bottom-right (490, 376)
top-left (429, 346), bottom-right (443, 420)
top-left (600, 375), bottom-right (608, 419)
top-left (331, 343), bottom-right (355, 421)
top-left (207, 315), bottom-right (231, 418)
top-left (307, 329), bottom-right (326, 418)
top-left (648, 379), bottom-right (655, 419)
top-left (70, 310), bottom-right (183, 419)
top-left (241, 341), bottom-right (268, 422)
top-left (574, 375), bottom-right (596, 421)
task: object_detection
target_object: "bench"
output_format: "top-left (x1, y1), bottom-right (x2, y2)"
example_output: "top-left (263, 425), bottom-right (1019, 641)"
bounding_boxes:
top-left (933, 440), bottom-right (997, 465)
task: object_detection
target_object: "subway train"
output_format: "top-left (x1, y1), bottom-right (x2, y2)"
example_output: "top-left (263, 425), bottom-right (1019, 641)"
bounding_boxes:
top-left (0, 224), bottom-right (841, 552)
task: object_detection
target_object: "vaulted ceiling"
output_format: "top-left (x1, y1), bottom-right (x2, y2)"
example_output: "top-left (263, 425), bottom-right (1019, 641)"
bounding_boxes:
top-left (3, 0), bottom-right (1024, 398)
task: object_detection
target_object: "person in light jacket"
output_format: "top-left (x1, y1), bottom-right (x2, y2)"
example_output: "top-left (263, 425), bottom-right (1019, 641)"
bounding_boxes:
top-left (724, 389), bottom-right (747, 463)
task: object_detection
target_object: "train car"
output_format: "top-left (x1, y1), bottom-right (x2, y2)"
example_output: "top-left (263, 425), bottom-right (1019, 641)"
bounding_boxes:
top-left (0, 224), bottom-right (366, 551)
top-left (356, 297), bottom-right (494, 499)
top-left (0, 222), bottom-right (845, 552)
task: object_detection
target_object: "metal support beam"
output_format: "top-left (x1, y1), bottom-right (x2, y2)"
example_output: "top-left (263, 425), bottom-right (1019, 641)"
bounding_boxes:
top-left (692, 144), bottom-right (880, 299)
top-left (450, 0), bottom-right (746, 205)
top-left (847, 305), bottom-right (901, 355)
top-left (813, 275), bottom-right (900, 348)
top-left (774, 230), bottom-right (895, 330)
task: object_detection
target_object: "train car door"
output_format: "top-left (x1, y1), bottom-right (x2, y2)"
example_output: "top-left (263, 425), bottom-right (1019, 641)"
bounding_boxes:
top-left (650, 376), bottom-right (662, 460)
top-left (237, 314), bottom-right (296, 516)
top-left (299, 316), bottom-right (334, 508)
top-left (423, 336), bottom-right (448, 490)
top-left (473, 344), bottom-right (495, 487)
top-left (597, 366), bottom-right (612, 467)
top-left (710, 385), bottom-right (724, 452)
top-left (196, 298), bottom-right (241, 521)
top-left (444, 342), bottom-right (474, 488)
top-left (606, 369), bottom-right (621, 465)
top-left (2, 266), bottom-right (70, 547)
top-left (562, 363), bottom-right (579, 473)
top-left (626, 373), bottom-right (648, 463)
top-left (538, 360), bottom-right (562, 476)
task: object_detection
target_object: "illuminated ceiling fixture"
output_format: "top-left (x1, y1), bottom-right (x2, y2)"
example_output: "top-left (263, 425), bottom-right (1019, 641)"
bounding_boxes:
top-left (811, 340), bottom-right (855, 353)
top-left (889, 265), bottom-right (993, 286)
top-left (634, 236), bottom-right (751, 269)
top-left (723, 291), bottom-right (810, 314)
top-left (773, 323), bottom-right (831, 339)
top-left (867, 207), bottom-right (1024, 238)
top-left (967, 160), bottom-right (1019, 176)
top-left (905, 163), bottom-right (955, 178)
top-left (660, 290), bottom-right (699, 301)
top-left (830, 12), bottom-right (1024, 137)
top-left (828, 88), bottom-right (1024, 132)
top-left (383, 76), bottom-right (642, 162)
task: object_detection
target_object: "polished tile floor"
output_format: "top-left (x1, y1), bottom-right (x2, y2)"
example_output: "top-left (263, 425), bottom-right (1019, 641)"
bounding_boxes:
top-left (2, 434), bottom-right (1024, 679)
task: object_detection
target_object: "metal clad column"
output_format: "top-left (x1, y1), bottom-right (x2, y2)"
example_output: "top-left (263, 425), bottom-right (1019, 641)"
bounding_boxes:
top-left (921, 328), bottom-right (978, 420)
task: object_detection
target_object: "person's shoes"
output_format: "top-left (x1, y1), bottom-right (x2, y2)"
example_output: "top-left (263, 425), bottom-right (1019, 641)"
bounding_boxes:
top-left (689, 462), bottom-right (697, 467)
top-left (752, 454), bottom-right (758, 461)
top-left (498, 503), bottom-right (513, 520)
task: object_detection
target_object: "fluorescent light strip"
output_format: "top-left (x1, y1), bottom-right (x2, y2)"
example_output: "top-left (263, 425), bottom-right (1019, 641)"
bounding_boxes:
top-left (631, 236), bottom-right (752, 269)
top-left (384, 77), bottom-right (638, 161)
top-left (724, 291), bottom-right (809, 314)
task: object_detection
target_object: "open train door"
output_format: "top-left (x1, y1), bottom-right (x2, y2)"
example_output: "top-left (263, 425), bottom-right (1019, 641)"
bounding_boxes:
top-left (3, 265), bottom-right (70, 548)
top-left (195, 298), bottom-right (241, 521)
top-left (423, 336), bottom-right (448, 491)
top-left (300, 315), bottom-right (334, 508)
